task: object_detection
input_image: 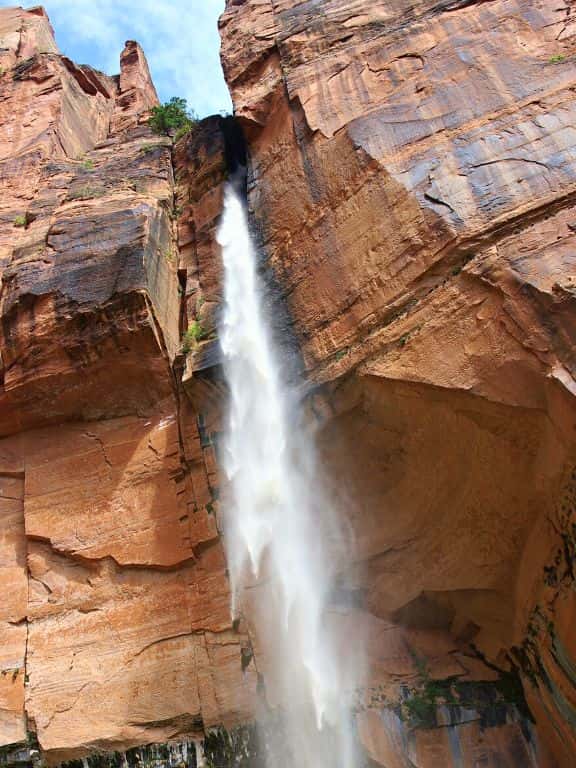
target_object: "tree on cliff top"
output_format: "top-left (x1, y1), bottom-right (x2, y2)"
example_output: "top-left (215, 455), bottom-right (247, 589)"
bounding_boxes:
top-left (148, 96), bottom-right (196, 138)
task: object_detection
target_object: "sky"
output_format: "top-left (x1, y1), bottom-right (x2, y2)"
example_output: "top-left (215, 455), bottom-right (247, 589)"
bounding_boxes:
top-left (0, 0), bottom-right (232, 117)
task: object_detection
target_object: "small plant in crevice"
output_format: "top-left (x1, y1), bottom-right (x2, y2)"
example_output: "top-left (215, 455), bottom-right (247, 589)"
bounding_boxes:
top-left (175, 122), bottom-right (195, 142)
top-left (81, 158), bottom-right (95, 171)
top-left (398, 323), bottom-right (422, 349)
top-left (549, 54), bottom-right (566, 64)
top-left (398, 332), bottom-right (411, 347)
top-left (13, 214), bottom-right (27, 228)
top-left (181, 319), bottom-right (207, 354)
top-left (451, 252), bottom-right (477, 277)
top-left (398, 649), bottom-right (457, 730)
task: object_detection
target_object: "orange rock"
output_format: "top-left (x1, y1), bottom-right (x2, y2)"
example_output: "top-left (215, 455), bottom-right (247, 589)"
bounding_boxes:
top-left (219, 0), bottom-right (576, 764)
top-left (0, 6), bottom-right (255, 762)
top-left (0, 476), bottom-right (27, 747)
top-left (0, 0), bottom-right (574, 764)
top-left (111, 40), bottom-right (159, 134)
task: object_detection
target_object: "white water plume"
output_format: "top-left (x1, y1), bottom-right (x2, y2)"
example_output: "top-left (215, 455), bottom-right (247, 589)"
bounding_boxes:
top-left (218, 183), bottom-right (361, 768)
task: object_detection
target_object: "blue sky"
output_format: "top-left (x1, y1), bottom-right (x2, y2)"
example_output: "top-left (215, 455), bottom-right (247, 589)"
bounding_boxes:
top-left (0, 0), bottom-right (232, 117)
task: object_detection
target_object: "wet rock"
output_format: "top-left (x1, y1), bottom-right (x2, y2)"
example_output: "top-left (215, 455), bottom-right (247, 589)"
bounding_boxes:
top-left (219, 0), bottom-right (576, 764)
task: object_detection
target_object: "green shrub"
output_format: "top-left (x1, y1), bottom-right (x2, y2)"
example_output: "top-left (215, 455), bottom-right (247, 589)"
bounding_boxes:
top-left (148, 96), bottom-right (197, 137)
top-left (334, 348), bottom-right (349, 361)
top-left (181, 320), bottom-right (207, 354)
top-left (549, 54), bottom-right (566, 64)
top-left (403, 691), bottom-right (437, 729)
top-left (13, 214), bottom-right (27, 228)
top-left (82, 158), bottom-right (94, 171)
top-left (174, 122), bottom-right (194, 141)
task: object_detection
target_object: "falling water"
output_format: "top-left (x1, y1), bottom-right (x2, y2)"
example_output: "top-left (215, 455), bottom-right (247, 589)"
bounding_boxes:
top-left (217, 184), bottom-right (360, 768)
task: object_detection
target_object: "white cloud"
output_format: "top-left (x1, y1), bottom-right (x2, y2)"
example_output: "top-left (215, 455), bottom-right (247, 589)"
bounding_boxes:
top-left (0, 0), bottom-right (232, 117)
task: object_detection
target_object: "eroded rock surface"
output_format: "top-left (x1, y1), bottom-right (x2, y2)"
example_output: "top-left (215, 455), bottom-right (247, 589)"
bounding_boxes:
top-left (0, 7), bottom-right (254, 762)
top-left (2, 1), bottom-right (576, 766)
top-left (218, 0), bottom-right (576, 765)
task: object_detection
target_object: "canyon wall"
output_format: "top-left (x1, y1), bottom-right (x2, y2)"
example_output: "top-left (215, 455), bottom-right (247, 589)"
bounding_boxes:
top-left (0, 8), bottom-right (254, 764)
top-left (1, 2), bottom-right (576, 767)
top-left (217, 0), bottom-right (576, 766)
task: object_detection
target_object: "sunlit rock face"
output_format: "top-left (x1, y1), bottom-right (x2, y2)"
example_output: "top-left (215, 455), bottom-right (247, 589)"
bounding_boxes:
top-left (219, 0), bottom-right (576, 765)
top-left (1, 1), bottom-right (576, 765)
top-left (0, 7), bottom-right (254, 762)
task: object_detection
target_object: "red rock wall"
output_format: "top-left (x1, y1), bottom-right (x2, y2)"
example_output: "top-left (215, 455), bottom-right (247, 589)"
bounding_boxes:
top-left (0, 8), bottom-right (254, 763)
top-left (218, 0), bottom-right (576, 765)
top-left (1, 2), bottom-right (576, 766)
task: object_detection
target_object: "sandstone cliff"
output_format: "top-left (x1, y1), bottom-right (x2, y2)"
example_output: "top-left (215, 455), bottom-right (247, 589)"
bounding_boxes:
top-left (217, 0), bottom-right (576, 766)
top-left (1, 2), bottom-right (576, 767)
top-left (0, 8), bottom-right (254, 763)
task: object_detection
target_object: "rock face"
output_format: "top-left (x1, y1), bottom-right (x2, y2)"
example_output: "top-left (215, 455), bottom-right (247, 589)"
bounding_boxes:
top-left (2, 1), bottom-right (576, 767)
top-left (218, 0), bottom-right (576, 765)
top-left (0, 7), bottom-right (254, 763)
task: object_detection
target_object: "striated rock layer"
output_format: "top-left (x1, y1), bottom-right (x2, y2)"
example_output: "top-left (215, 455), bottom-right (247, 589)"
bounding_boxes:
top-left (218, 0), bottom-right (576, 765)
top-left (0, 7), bottom-right (254, 763)
top-left (2, 1), bottom-right (576, 767)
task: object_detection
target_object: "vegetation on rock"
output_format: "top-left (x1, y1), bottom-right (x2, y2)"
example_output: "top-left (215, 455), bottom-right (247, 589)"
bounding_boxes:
top-left (399, 648), bottom-right (533, 730)
top-left (148, 96), bottom-right (196, 139)
top-left (181, 320), bottom-right (208, 354)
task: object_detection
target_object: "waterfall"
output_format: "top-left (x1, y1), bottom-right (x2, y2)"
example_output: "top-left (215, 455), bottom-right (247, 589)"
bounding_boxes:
top-left (217, 184), bottom-right (360, 768)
